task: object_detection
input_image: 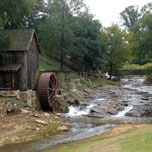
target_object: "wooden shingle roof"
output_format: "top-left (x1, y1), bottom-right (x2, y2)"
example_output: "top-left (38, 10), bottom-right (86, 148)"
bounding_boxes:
top-left (3, 29), bottom-right (40, 52)
top-left (0, 64), bottom-right (21, 72)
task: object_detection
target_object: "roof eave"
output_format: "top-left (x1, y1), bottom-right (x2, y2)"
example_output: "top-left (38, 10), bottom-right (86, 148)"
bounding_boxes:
top-left (27, 30), bottom-right (41, 53)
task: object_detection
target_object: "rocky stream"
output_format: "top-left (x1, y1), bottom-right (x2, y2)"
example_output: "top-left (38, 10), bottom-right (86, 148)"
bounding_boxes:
top-left (1, 75), bottom-right (152, 152)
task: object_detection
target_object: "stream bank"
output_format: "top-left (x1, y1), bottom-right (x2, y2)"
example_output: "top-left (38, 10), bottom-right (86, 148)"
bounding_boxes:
top-left (1, 75), bottom-right (152, 152)
top-left (0, 77), bottom-right (111, 149)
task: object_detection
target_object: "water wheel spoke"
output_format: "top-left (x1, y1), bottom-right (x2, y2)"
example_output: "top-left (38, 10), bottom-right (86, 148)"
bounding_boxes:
top-left (38, 73), bottom-right (58, 111)
top-left (51, 77), bottom-right (54, 86)
top-left (48, 88), bottom-right (54, 91)
top-left (49, 91), bottom-right (54, 99)
top-left (54, 79), bottom-right (57, 86)
top-left (49, 79), bottom-right (54, 87)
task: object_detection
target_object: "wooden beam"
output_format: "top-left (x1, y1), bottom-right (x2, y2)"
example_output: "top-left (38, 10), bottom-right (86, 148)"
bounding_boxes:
top-left (12, 72), bottom-right (15, 89)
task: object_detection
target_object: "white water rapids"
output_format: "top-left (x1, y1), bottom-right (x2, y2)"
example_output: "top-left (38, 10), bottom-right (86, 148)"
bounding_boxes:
top-left (66, 104), bottom-right (95, 117)
top-left (115, 106), bottom-right (133, 117)
top-left (66, 100), bottom-right (134, 118)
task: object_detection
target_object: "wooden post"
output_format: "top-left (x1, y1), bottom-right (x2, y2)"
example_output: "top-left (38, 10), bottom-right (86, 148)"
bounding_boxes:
top-left (12, 72), bottom-right (15, 89)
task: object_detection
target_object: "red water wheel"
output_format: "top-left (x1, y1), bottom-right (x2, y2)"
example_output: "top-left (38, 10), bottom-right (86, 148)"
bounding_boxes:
top-left (38, 73), bottom-right (58, 111)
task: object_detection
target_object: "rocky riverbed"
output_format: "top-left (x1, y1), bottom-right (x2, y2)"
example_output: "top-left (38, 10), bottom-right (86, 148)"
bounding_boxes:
top-left (0, 75), bottom-right (152, 152)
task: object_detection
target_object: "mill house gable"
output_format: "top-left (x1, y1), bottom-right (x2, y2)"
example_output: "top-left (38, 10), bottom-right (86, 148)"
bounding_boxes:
top-left (0, 29), bottom-right (40, 90)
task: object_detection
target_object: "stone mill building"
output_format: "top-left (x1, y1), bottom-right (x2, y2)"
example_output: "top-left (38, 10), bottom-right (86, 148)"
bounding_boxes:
top-left (0, 29), bottom-right (40, 90)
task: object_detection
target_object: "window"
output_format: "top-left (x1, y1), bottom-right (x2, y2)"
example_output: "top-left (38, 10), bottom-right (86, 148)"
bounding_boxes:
top-left (12, 52), bottom-right (17, 63)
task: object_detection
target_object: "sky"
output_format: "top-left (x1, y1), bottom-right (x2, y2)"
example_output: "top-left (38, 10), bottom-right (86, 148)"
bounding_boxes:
top-left (84, 0), bottom-right (152, 27)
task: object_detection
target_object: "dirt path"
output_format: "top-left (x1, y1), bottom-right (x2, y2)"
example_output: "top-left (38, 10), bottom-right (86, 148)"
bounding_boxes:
top-left (0, 108), bottom-right (67, 147)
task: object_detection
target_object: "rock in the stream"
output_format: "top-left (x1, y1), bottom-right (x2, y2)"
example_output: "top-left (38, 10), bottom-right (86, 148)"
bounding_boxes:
top-left (125, 105), bottom-right (152, 117)
top-left (90, 106), bottom-right (104, 114)
top-left (52, 95), bottom-right (69, 113)
top-left (125, 110), bottom-right (141, 117)
top-left (57, 125), bottom-right (69, 131)
top-left (141, 98), bottom-right (149, 101)
top-left (99, 101), bottom-right (123, 115)
top-left (67, 99), bottom-right (80, 105)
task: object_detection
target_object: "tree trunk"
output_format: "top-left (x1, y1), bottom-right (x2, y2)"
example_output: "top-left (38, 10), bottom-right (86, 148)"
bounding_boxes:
top-left (109, 63), bottom-right (113, 80)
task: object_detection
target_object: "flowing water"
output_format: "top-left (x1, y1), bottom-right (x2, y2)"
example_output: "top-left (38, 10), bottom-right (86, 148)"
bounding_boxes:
top-left (1, 75), bottom-right (152, 152)
top-left (115, 106), bottom-right (134, 117)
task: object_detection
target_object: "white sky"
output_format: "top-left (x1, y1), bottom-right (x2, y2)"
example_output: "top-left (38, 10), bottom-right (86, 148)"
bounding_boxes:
top-left (84, 0), bottom-right (152, 27)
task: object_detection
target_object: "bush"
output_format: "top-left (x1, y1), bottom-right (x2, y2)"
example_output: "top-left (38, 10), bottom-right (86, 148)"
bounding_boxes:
top-left (146, 75), bottom-right (152, 84)
top-left (146, 66), bottom-right (152, 84)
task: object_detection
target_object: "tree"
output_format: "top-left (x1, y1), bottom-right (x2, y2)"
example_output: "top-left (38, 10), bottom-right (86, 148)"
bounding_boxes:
top-left (131, 13), bottom-right (152, 64)
top-left (38, 0), bottom-right (86, 70)
top-left (120, 5), bottom-right (141, 31)
top-left (141, 3), bottom-right (152, 16)
top-left (0, 27), bottom-right (10, 64)
top-left (28, 0), bottom-right (48, 29)
top-left (100, 25), bottom-right (130, 79)
top-left (0, 0), bottom-right (36, 29)
top-left (70, 12), bottom-right (104, 71)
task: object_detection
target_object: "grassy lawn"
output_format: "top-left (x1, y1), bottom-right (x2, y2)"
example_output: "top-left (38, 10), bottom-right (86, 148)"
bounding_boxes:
top-left (122, 63), bottom-right (152, 70)
top-left (120, 130), bottom-right (152, 152)
top-left (43, 124), bottom-right (152, 152)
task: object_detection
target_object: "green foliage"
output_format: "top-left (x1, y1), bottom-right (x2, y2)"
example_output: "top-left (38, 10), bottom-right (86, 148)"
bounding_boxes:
top-left (38, 0), bottom-right (104, 72)
top-left (141, 3), bottom-right (152, 16)
top-left (89, 78), bottom-right (112, 86)
top-left (120, 5), bottom-right (141, 31)
top-left (146, 75), bottom-right (152, 84)
top-left (70, 12), bottom-right (104, 71)
top-left (100, 25), bottom-right (130, 79)
top-left (0, 0), bottom-right (36, 29)
top-left (38, 0), bottom-right (85, 70)
top-left (0, 31), bottom-right (10, 50)
top-left (145, 65), bottom-right (152, 84)
top-left (120, 3), bottom-right (152, 65)
top-left (122, 63), bottom-right (152, 70)
top-left (76, 78), bottom-right (112, 89)
top-left (131, 12), bottom-right (152, 65)
top-left (0, 97), bottom-right (11, 102)
top-left (0, 30), bottom-right (10, 65)
top-left (28, 0), bottom-right (47, 28)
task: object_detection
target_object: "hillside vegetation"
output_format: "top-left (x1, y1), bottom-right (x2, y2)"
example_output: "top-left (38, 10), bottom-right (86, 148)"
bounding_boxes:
top-left (122, 63), bottom-right (152, 70)
top-left (39, 54), bottom-right (71, 71)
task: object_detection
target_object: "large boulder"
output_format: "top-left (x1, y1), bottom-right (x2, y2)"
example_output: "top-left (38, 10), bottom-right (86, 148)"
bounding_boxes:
top-left (52, 95), bottom-right (69, 113)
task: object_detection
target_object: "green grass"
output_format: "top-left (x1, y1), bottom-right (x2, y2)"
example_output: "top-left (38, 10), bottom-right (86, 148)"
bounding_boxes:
top-left (0, 97), bottom-right (11, 102)
top-left (75, 78), bottom-right (113, 90)
top-left (43, 125), bottom-right (152, 152)
top-left (39, 54), bottom-right (70, 71)
top-left (89, 77), bottom-right (113, 86)
top-left (122, 63), bottom-right (152, 70)
top-left (120, 127), bottom-right (152, 152)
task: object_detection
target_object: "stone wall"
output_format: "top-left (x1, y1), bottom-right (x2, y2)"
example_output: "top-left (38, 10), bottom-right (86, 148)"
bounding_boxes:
top-left (0, 90), bottom-right (40, 117)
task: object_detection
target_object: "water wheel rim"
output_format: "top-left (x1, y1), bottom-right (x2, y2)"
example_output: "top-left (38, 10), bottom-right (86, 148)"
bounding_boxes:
top-left (38, 73), bottom-right (58, 111)
top-left (47, 74), bottom-right (58, 107)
